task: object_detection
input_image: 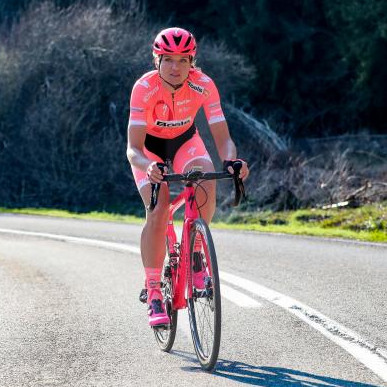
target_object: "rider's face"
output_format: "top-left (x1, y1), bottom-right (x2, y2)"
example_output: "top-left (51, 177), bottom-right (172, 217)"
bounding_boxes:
top-left (159, 54), bottom-right (191, 86)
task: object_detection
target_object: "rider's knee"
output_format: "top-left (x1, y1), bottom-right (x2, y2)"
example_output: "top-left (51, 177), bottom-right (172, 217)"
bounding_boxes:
top-left (204, 179), bottom-right (216, 193)
top-left (146, 208), bottom-right (168, 233)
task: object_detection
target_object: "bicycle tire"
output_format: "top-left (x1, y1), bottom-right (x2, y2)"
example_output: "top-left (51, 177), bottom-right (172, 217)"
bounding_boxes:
top-left (154, 244), bottom-right (178, 352)
top-left (187, 218), bottom-right (221, 371)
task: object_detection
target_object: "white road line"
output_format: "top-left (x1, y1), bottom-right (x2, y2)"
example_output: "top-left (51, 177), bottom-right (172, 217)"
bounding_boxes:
top-left (221, 284), bottom-right (262, 308)
top-left (0, 228), bottom-right (141, 254)
top-left (178, 309), bottom-right (192, 338)
top-left (0, 229), bottom-right (260, 308)
top-left (220, 271), bottom-right (387, 382)
top-left (1, 228), bottom-right (386, 382)
top-left (175, 288), bottom-right (262, 341)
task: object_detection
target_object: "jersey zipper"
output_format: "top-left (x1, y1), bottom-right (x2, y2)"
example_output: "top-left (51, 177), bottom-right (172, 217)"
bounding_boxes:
top-left (171, 93), bottom-right (175, 116)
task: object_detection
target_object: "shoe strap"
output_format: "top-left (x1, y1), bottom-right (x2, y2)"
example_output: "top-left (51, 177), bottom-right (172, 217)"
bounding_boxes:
top-left (149, 299), bottom-right (164, 314)
top-left (148, 288), bottom-right (162, 303)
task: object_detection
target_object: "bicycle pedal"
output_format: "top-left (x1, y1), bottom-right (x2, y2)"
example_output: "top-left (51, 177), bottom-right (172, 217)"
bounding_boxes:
top-left (193, 287), bottom-right (213, 299)
top-left (139, 288), bottom-right (148, 303)
top-left (204, 276), bottom-right (212, 288)
top-left (163, 265), bottom-right (172, 278)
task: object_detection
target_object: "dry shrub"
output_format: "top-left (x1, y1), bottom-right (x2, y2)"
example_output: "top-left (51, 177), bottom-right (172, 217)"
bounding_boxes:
top-left (0, 1), bottom-right (254, 212)
top-left (216, 118), bottom-right (387, 212)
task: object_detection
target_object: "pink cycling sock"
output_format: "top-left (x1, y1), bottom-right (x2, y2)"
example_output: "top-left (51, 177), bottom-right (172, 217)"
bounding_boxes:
top-left (145, 267), bottom-right (163, 302)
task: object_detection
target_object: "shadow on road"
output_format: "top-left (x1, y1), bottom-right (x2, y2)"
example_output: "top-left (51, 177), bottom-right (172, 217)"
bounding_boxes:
top-left (173, 351), bottom-right (382, 386)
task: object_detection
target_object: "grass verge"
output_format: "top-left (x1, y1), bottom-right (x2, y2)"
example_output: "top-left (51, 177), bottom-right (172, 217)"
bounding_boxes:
top-left (0, 208), bottom-right (143, 224)
top-left (1, 203), bottom-right (386, 243)
top-left (220, 202), bottom-right (387, 243)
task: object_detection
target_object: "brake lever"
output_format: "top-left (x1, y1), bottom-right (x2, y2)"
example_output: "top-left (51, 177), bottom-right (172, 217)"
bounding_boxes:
top-left (147, 162), bottom-right (167, 212)
top-left (236, 176), bottom-right (247, 206)
top-left (230, 161), bottom-right (246, 207)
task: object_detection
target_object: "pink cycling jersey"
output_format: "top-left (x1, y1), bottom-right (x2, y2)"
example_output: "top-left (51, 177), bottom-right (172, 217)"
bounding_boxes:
top-left (129, 68), bottom-right (225, 139)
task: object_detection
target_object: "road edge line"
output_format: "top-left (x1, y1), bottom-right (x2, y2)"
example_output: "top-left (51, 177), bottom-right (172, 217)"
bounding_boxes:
top-left (1, 228), bottom-right (386, 382)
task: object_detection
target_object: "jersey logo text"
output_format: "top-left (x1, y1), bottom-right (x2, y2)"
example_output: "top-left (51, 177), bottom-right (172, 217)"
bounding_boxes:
top-left (177, 99), bottom-right (191, 106)
top-left (188, 81), bottom-right (204, 94)
top-left (143, 85), bottom-right (159, 102)
top-left (155, 117), bottom-right (191, 127)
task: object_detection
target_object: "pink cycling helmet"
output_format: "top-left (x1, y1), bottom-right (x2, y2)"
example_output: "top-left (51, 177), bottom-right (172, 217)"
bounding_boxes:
top-left (153, 27), bottom-right (197, 57)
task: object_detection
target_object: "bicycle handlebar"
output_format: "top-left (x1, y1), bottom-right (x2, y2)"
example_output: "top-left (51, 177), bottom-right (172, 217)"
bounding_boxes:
top-left (147, 161), bottom-right (246, 212)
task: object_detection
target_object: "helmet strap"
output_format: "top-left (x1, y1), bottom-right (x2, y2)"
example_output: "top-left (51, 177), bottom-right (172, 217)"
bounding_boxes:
top-left (159, 75), bottom-right (184, 90)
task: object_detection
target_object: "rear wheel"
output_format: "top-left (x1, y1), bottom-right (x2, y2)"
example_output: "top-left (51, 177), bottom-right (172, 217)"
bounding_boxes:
top-left (154, 253), bottom-right (178, 352)
top-left (187, 218), bottom-right (221, 371)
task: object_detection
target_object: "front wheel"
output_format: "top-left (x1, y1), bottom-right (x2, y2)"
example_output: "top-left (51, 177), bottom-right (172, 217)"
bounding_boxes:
top-left (187, 218), bottom-right (221, 371)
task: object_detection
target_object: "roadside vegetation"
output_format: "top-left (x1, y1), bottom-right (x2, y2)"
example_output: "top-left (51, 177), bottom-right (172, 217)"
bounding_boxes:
top-left (220, 202), bottom-right (387, 243)
top-left (0, 1), bottom-right (386, 236)
top-left (1, 202), bottom-right (386, 243)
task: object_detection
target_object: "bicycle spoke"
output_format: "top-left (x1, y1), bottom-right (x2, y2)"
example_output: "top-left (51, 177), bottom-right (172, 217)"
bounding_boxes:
top-left (192, 277), bottom-right (217, 357)
top-left (199, 303), bottom-right (209, 350)
top-left (188, 218), bottom-right (221, 370)
top-left (201, 300), bottom-right (215, 354)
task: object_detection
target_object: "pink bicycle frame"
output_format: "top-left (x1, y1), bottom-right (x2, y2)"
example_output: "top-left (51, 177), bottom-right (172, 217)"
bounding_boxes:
top-left (166, 184), bottom-right (199, 310)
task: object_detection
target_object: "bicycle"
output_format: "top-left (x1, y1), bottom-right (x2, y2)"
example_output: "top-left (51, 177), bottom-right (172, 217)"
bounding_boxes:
top-left (144, 160), bottom-right (246, 371)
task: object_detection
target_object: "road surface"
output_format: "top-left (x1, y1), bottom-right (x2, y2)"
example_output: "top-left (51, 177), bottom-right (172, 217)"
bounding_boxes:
top-left (0, 214), bottom-right (386, 386)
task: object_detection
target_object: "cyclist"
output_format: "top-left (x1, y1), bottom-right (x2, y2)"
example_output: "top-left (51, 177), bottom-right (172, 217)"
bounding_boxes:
top-left (127, 27), bottom-right (249, 327)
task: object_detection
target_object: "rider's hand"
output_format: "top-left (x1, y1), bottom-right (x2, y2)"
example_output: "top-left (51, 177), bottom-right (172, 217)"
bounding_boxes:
top-left (223, 159), bottom-right (249, 181)
top-left (146, 161), bottom-right (167, 184)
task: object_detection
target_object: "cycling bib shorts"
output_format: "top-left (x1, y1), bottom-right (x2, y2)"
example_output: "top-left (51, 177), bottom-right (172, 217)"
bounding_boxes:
top-left (131, 126), bottom-right (212, 190)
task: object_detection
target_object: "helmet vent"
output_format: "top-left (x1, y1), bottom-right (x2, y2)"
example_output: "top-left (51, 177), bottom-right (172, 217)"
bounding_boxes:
top-left (185, 36), bottom-right (192, 47)
top-left (161, 35), bottom-right (170, 46)
top-left (173, 35), bottom-right (182, 46)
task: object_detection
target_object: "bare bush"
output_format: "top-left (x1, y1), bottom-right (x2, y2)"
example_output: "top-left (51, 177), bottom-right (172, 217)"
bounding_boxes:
top-left (3, 2), bottom-right (383, 215)
top-left (217, 134), bottom-right (387, 213)
top-left (0, 1), bottom-right (254, 212)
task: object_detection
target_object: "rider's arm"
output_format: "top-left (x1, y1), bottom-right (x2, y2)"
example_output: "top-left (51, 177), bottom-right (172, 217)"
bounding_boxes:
top-left (126, 79), bottom-right (153, 172)
top-left (209, 120), bottom-right (237, 161)
top-left (202, 75), bottom-right (249, 180)
top-left (210, 120), bottom-right (249, 180)
top-left (126, 80), bottom-right (165, 183)
top-left (126, 124), bottom-right (150, 172)
top-left (127, 123), bottom-right (165, 183)
top-left (201, 75), bottom-right (236, 161)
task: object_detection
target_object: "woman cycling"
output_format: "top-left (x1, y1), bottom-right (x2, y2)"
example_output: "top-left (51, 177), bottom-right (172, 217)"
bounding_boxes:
top-left (127, 27), bottom-right (249, 327)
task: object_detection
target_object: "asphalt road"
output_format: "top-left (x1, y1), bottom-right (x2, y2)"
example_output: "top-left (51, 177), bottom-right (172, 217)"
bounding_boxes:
top-left (0, 214), bottom-right (386, 386)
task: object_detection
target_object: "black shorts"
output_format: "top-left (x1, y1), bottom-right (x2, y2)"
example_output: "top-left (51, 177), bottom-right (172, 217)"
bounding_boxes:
top-left (144, 123), bottom-right (196, 163)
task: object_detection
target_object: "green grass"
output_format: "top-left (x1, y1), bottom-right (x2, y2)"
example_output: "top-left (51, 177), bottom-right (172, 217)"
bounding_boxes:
top-left (219, 202), bottom-right (387, 243)
top-left (0, 207), bottom-right (144, 224)
top-left (1, 203), bottom-right (386, 243)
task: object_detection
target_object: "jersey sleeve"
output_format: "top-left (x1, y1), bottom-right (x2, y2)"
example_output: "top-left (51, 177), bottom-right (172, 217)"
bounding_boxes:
top-left (128, 81), bottom-right (148, 127)
top-left (202, 78), bottom-right (226, 125)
